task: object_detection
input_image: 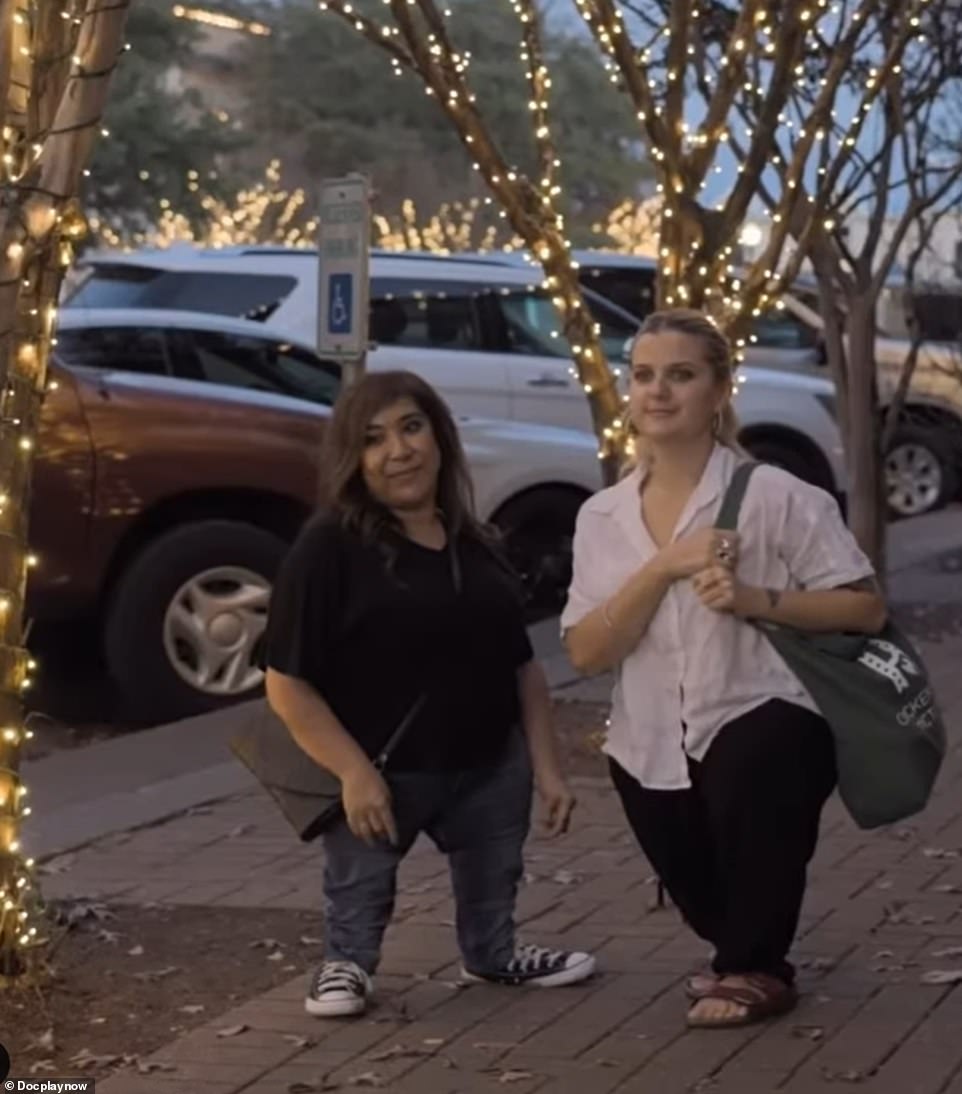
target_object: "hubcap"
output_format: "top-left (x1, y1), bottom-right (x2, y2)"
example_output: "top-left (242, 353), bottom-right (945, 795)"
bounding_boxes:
top-left (885, 443), bottom-right (943, 517)
top-left (163, 566), bottom-right (271, 696)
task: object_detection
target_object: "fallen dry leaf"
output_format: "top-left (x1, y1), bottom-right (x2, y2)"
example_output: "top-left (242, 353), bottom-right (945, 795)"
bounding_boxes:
top-left (228, 824), bottom-right (253, 838)
top-left (282, 1035), bottom-right (315, 1049)
top-left (127, 945), bottom-right (144, 957)
top-left (552, 870), bottom-right (579, 885)
top-left (368, 1044), bottom-right (429, 1063)
top-left (422, 1038), bottom-right (445, 1046)
top-left (215, 1024), bottom-right (249, 1038)
top-left (251, 937), bottom-right (282, 950)
top-left (347, 1072), bottom-right (383, 1087)
top-left (932, 947), bottom-right (962, 959)
top-left (28, 1029), bottom-right (55, 1053)
top-left (923, 847), bottom-right (960, 859)
top-left (179, 1005), bottom-right (205, 1015)
top-left (97, 929), bottom-right (121, 945)
top-left (934, 884), bottom-right (961, 894)
top-left (29, 1061), bottom-right (56, 1074)
top-left (70, 1049), bottom-right (123, 1070)
top-left (136, 1060), bottom-right (177, 1075)
top-left (300, 935), bottom-right (324, 946)
top-left (268, 951), bottom-right (285, 962)
top-left (921, 970), bottom-right (962, 985)
top-left (791, 1025), bottom-right (825, 1042)
top-left (133, 966), bottom-right (181, 983)
top-left (499, 1071), bottom-right (536, 1084)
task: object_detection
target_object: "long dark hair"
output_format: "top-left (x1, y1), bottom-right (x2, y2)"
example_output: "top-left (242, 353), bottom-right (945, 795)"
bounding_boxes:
top-left (320, 370), bottom-right (491, 550)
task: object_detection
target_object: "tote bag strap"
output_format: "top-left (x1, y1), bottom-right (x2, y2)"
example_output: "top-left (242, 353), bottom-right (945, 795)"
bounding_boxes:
top-left (715, 461), bottom-right (761, 531)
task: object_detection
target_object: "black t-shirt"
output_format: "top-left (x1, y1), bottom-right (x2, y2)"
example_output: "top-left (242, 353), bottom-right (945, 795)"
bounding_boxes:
top-left (264, 516), bottom-right (534, 771)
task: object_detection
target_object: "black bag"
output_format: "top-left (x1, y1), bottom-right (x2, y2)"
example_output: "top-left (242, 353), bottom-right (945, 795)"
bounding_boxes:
top-left (230, 693), bottom-right (426, 842)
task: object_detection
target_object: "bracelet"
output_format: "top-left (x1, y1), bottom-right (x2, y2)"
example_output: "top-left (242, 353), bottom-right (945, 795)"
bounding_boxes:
top-left (602, 599), bottom-right (615, 629)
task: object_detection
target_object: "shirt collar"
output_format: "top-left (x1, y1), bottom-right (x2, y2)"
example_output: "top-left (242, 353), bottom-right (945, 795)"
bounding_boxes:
top-left (604, 444), bottom-right (738, 547)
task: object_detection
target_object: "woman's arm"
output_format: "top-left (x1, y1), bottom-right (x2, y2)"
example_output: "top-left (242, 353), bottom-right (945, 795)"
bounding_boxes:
top-left (563, 558), bottom-right (674, 676)
top-left (694, 571), bottom-right (888, 634)
top-left (265, 668), bottom-right (398, 845)
top-left (517, 658), bottom-right (574, 836)
top-left (564, 526), bottom-right (736, 675)
top-left (265, 668), bottom-right (371, 777)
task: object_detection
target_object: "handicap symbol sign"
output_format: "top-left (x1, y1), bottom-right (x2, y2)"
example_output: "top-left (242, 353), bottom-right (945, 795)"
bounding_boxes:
top-left (328, 273), bottom-right (352, 335)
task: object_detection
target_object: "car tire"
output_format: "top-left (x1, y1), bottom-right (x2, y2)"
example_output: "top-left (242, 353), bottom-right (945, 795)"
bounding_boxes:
top-left (739, 438), bottom-right (833, 492)
top-left (885, 426), bottom-right (958, 519)
top-left (492, 488), bottom-right (586, 623)
top-left (104, 520), bottom-right (287, 722)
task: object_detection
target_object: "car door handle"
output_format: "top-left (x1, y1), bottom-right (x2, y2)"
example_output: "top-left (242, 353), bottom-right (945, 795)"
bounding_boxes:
top-left (526, 374), bottom-right (570, 389)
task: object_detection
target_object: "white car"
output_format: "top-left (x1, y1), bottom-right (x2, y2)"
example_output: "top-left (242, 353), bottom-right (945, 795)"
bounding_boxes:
top-left (64, 248), bottom-right (850, 498)
top-left (498, 250), bottom-right (962, 518)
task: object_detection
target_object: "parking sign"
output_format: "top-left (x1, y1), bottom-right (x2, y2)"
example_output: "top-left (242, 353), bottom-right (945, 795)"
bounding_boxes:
top-left (317, 175), bottom-right (370, 371)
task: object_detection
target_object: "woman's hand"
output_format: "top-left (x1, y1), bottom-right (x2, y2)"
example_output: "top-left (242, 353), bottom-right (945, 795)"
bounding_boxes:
top-left (658, 528), bottom-right (739, 581)
top-left (341, 761), bottom-right (398, 846)
top-left (692, 565), bottom-right (762, 617)
top-left (535, 766), bottom-right (576, 838)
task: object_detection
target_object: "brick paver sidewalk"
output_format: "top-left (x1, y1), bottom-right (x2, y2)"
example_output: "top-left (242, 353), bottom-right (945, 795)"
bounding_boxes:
top-left (38, 639), bottom-right (962, 1094)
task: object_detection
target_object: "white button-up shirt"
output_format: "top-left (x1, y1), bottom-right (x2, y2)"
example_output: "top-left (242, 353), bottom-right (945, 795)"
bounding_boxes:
top-left (560, 445), bottom-right (875, 790)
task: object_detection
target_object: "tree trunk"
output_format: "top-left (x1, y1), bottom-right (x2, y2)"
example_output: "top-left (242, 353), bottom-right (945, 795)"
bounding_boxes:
top-left (0, 0), bottom-right (130, 981)
top-left (844, 297), bottom-right (886, 572)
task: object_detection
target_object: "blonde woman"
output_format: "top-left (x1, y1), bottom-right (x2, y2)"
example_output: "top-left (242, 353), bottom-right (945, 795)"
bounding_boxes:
top-left (562, 309), bottom-right (886, 1029)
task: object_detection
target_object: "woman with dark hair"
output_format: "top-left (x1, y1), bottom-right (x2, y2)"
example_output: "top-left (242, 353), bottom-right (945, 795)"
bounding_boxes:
top-left (264, 370), bottom-right (595, 1018)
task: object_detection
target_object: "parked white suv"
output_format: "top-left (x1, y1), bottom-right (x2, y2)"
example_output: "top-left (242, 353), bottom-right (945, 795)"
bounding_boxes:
top-left (507, 250), bottom-right (962, 518)
top-left (64, 246), bottom-right (848, 496)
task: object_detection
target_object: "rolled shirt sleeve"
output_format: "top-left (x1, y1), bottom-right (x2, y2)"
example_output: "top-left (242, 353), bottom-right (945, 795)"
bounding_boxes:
top-left (560, 503), bottom-right (609, 634)
top-left (778, 477), bottom-right (877, 590)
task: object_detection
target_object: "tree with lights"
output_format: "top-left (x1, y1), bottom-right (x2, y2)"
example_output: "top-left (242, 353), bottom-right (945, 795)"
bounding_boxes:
top-left (0, 0), bottom-right (130, 979)
top-left (321, 0), bottom-right (630, 480)
top-left (324, 0), bottom-right (946, 560)
top-left (574, 0), bottom-right (958, 558)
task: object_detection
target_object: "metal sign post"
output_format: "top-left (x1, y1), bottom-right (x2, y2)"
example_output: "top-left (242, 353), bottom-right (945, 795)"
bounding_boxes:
top-left (317, 174), bottom-right (371, 390)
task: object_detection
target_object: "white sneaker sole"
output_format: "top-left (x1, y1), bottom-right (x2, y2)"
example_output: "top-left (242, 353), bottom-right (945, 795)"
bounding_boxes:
top-left (462, 953), bottom-right (597, 988)
top-left (304, 994), bottom-right (368, 1018)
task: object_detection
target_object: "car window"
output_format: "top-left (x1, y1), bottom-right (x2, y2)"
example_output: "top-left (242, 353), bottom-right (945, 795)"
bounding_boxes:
top-left (54, 326), bottom-right (170, 374)
top-left (172, 329), bottom-right (340, 406)
top-left (66, 267), bottom-right (298, 321)
top-left (491, 286), bottom-right (637, 362)
top-left (750, 309), bottom-right (819, 350)
top-left (577, 267), bottom-right (657, 322)
top-left (370, 278), bottom-right (484, 350)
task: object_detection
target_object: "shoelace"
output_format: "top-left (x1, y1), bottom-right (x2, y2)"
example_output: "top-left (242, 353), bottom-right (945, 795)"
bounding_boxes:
top-left (313, 962), bottom-right (365, 995)
top-left (507, 944), bottom-right (565, 974)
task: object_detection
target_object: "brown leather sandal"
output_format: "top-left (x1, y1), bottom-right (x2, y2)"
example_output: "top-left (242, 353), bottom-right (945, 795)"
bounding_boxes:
top-left (685, 971), bottom-right (719, 1000)
top-left (686, 973), bottom-right (798, 1029)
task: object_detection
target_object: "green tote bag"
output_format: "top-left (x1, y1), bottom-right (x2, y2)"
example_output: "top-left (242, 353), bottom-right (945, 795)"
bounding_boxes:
top-left (717, 462), bottom-right (945, 830)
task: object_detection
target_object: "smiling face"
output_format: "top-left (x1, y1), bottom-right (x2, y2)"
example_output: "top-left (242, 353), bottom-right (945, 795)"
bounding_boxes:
top-left (628, 330), bottom-right (730, 445)
top-left (361, 396), bottom-right (442, 514)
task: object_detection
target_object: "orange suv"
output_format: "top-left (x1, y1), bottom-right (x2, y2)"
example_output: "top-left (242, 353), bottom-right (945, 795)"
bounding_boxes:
top-left (31, 309), bottom-right (605, 720)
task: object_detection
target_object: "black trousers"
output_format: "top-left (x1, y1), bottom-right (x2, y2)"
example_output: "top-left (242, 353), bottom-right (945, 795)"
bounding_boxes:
top-left (610, 699), bottom-right (836, 984)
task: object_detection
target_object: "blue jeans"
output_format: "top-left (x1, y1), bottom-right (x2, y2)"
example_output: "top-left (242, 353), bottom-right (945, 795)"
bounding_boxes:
top-left (321, 731), bottom-right (532, 976)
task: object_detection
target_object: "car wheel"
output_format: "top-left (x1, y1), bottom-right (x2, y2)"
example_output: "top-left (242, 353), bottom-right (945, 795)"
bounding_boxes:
top-left (493, 488), bottom-right (586, 623)
top-left (885, 427), bottom-right (958, 519)
top-left (739, 438), bottom-right (831, 490)
top-left (104, 520), bottom-right (286, 721)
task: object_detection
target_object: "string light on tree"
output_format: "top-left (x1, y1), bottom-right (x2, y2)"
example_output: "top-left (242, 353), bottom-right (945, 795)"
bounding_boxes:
top-left (0, 0), bottom-right (130, 978)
